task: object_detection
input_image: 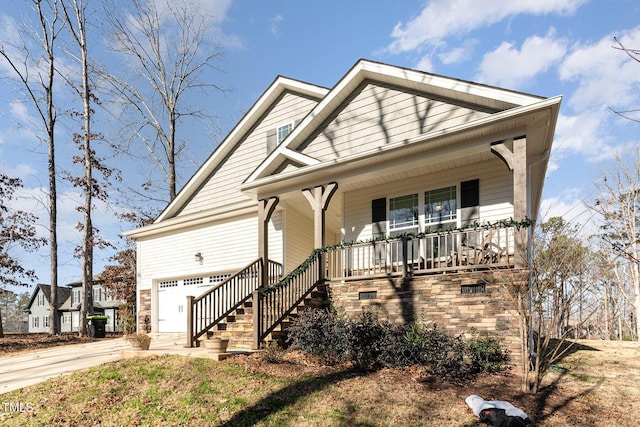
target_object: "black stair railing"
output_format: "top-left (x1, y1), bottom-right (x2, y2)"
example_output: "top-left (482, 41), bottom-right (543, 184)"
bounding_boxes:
top-left (186, 259), bottom-right (282, 347)
top-left (253, 250), bottom-right (323, 349)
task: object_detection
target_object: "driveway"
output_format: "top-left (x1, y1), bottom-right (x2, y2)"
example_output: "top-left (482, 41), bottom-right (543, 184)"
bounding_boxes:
top-left (0, 334), bottom-right (190, 394)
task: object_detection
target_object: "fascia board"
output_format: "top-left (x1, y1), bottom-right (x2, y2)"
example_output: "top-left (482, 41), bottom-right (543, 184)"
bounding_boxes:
top-left (358, 60), bottom-right (545, 108)
top-left (124, 200), bottom-right (258, 239)
top-left (151, 77), bottom-right (327, 224)
top-left (245, 62), bottom-right (368, 184)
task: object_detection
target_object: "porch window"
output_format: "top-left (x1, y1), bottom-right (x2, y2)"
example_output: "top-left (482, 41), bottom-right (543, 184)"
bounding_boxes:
top-left (389, 193), bottom-right (418, 232)
top-left (425, 186), bottom-right (457, 227)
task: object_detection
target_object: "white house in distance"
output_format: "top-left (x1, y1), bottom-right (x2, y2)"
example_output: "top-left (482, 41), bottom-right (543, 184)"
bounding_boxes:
top-left (26, 284), bottom-right (70, 333)
top-left (26, 279), bottom-right (124, 333)
top-left (125, 59), bottom-right (560, 366)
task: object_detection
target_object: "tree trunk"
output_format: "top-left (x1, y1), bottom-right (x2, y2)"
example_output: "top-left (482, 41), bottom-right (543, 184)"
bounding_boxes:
top-left (169, 110), bottom-right (176, 201)
top-left (46, 17), bottom-right (59, 334)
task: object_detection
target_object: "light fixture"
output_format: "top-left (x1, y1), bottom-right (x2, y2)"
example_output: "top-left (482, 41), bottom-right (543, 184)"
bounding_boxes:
top-left (195, 252), bottom-right (203, 264)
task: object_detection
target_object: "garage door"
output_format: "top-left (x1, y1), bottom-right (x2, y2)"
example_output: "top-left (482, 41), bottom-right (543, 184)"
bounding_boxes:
top-left (157, 280), bottom-right (187, 333)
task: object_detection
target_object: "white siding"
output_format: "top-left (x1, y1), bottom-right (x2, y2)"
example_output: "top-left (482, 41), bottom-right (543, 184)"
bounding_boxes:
top-left (139, 211), bottom-right (283, 332)
top-left (28, 289), bottom-right (50, 333)
top-left (299, 82), bottom-right (492, 162)
top-left (179, 93), bottom-right (319, 216)
top-left (283, 207), bottom-right (314, 273)
top-left (342, 158), bottom-right (513, 242)
top-left (138, 212), bottom-right (284, 292)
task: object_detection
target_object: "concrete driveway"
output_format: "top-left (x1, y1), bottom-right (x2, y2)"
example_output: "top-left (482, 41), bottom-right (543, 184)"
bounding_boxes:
top-left (0, 334), bottom-right (193, 395)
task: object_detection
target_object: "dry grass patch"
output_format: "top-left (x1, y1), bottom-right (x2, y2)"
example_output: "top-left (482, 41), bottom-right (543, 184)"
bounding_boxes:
top-left (0, 339), bottom-right (638, 426)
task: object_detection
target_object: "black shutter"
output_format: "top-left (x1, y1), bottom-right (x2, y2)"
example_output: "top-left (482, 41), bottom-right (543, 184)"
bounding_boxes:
top-left (372, 198), bottom-right (386, 237)
top-left (460, 179), bottom-right (479, 226)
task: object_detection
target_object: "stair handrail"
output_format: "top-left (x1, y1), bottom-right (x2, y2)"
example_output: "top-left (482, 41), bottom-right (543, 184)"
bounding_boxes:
top-left (186, 258), bottom-right (282, 347)
top-left (253, 249), bottom-right (323, 349)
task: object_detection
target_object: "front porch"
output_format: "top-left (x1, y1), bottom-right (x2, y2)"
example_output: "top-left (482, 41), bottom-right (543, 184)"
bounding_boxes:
top-left (185, 224), bottom-right (527, 360)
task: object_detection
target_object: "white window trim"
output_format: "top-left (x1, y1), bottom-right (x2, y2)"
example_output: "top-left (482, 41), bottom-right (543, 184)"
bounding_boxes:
top-left (277, 122), bottom-right (294, 144)
top-left (386, 184), bottom-right (459, 236)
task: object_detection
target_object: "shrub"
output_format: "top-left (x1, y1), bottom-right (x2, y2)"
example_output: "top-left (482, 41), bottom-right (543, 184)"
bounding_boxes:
top-left (340, 311), bottom-right (386, 370)
top-left (468, 332), bottom-right (511, 373)
top-left (287, 309), bottom-right (510, 382)
top-left (406, 323), bottom-right (472, 383)
top-left (286, 308), bottom-right (343, 365)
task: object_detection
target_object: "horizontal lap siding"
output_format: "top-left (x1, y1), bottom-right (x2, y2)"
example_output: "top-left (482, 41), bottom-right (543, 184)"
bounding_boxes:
top-left (179, 93), bottom-right (319, 216)
top-left (343, 159), bottom-right (513, 242)
top-left (137, 212), bottom-right (283, 291)
top-left (300, 83), bottom-right (490, 161)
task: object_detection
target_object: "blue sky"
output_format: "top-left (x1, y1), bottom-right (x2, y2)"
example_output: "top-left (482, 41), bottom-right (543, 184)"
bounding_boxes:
top-left (1, 0), bottom-right (639, 293)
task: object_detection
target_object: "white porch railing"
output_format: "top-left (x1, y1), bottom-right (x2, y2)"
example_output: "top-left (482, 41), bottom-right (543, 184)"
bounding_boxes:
top-left (325, 226), bottom-right (518, 280)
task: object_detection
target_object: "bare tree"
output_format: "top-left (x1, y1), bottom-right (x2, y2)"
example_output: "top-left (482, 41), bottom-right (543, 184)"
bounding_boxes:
top-left (0, 0), bottom-right (63, 335)
top-left (591, 148), bottom-right (640, 340)
top-left (0, 175), bottom-right (47, 338)
top-left (61, 0), bottom-right (95, 336)
top-left (610, 36), bottom-right (640, 122)
top-left (501, 217), bottom-right (600, 393)
top-left (104, 0), bottom-right (225, 202)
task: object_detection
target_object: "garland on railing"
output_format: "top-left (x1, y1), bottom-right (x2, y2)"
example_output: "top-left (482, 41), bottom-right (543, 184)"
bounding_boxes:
top-left (260, 217), bottom-right (535, 294)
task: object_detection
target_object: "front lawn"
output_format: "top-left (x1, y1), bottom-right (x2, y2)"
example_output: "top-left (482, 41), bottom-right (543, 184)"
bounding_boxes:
top-left (1, 340), bottom-right (638, 426)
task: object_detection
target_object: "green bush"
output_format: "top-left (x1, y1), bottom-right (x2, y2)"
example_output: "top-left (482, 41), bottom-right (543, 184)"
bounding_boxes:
top-left (287, 309), bottom-right (509, 382)
top-left (467, 332), bottom-right (511, 373)
top-left (286, 308), bottom-right (343, 365)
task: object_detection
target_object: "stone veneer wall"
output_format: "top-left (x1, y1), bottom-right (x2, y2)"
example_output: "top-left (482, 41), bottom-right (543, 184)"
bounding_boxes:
top-left (327, 270), bottom-right (527, 367)
top-left (138, 289), bottom-right (151, 333)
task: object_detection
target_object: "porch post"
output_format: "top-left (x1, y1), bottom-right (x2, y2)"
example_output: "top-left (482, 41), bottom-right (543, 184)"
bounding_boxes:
top-left (302, 182), bottom-right (338, 280)
top-left (258, 197), bottom-right (279, 286)
top-left (512, 137), bottom-right (528, 269)
top-left (491, 137), bottom-right (528, 268)
top-left (254, 197), bottom-right (278, 350)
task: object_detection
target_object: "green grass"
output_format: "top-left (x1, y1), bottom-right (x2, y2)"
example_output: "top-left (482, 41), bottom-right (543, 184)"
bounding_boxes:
top-left (2, 341), bottom-right (639, 426)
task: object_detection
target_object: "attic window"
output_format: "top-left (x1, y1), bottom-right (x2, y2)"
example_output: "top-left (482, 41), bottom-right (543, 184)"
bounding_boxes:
top-left (277, 123), bottom-right (293, 143)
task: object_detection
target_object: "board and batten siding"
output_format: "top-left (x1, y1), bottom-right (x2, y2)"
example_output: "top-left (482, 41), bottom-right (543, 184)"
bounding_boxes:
top-left (28, 288), bottom-right (50, 333)
top-left (179, 93), bottom-right (319, 216)
top-left (342, 158), bottom-right (513, 242)
top-left (137, 212), bottom-right (283, 292)
top-left (299, 82), bottom-right (493, 162)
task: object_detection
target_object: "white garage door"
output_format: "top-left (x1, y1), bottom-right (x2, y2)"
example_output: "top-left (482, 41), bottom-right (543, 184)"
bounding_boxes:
top-left (157, 280), bottom-right (185, 333)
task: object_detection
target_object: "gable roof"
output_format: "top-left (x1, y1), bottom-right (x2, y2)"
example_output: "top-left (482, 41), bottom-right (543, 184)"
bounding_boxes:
top-left (126, 59), bottom-right (561, 238)
top-left (155, 77), bottom-right (328, 224)
top-left (244, 59), bottom-right (553, 186)
top-left (26, 284), bottom-right (72, 311)
top-left (239, 59), bottom-right (560, 219)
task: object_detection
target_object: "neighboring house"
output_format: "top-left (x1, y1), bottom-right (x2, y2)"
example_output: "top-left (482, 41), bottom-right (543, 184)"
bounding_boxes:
top-left (26, 279), bottom-right (124, 333)
top-left (26, 284), bottom-right (71, 333)
top-left (125, 59), bottom-right (560, 366)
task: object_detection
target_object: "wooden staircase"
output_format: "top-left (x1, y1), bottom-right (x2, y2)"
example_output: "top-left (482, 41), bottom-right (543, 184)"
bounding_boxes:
top-left (205, 283), bottom-right (329, 350)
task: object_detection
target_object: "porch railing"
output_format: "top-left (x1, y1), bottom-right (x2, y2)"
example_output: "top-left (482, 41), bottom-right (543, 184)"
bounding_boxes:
top-left (325, 225), bottom-right (518, 280)
top-left (186, 258), bottom-right (282, 347)
top-left (253, 251), bottom-right (323, 349)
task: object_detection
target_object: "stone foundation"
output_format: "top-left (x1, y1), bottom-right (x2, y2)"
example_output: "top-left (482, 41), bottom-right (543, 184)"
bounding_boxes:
top-left (138, 289), bottom-right (151, 333)
top-left (327, 269), bottom-right (527, 366)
